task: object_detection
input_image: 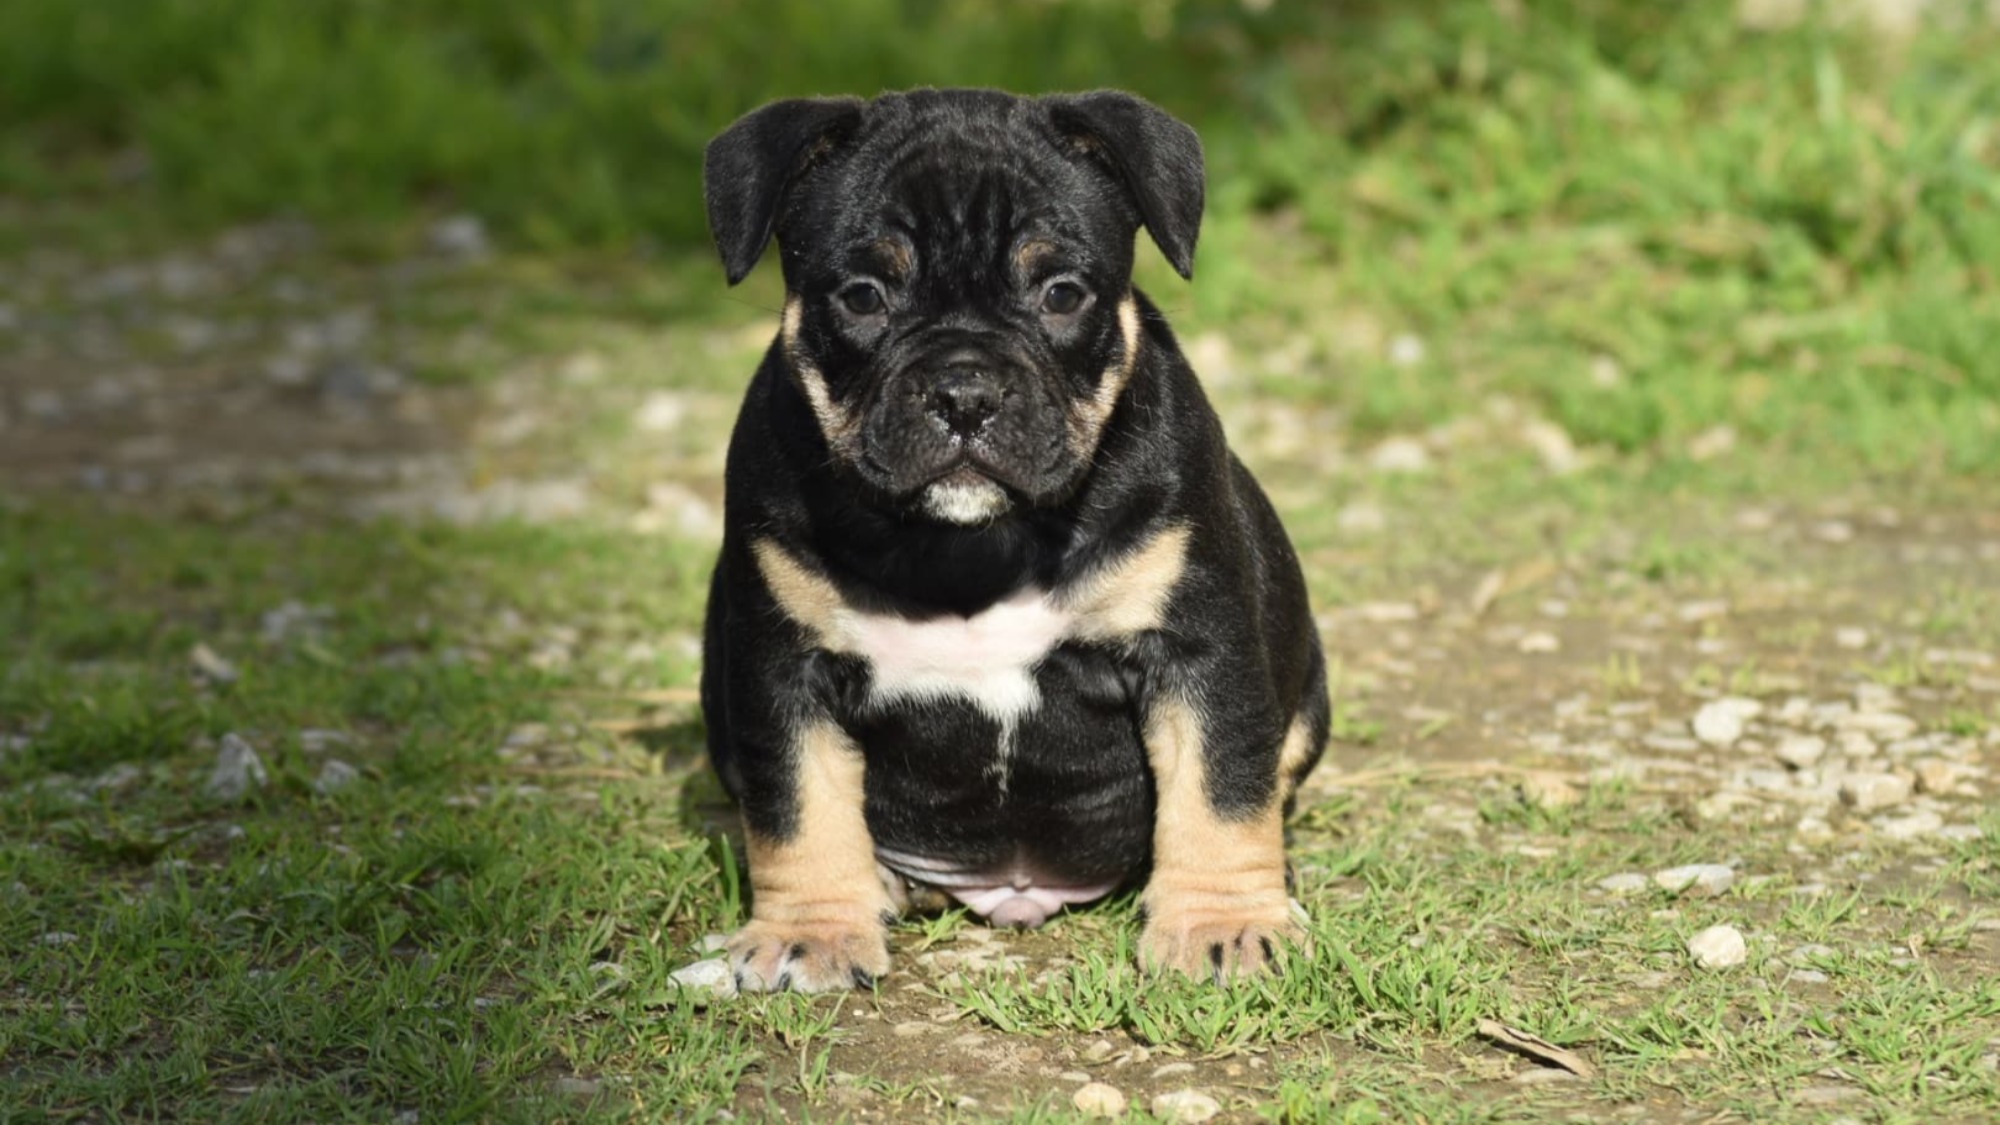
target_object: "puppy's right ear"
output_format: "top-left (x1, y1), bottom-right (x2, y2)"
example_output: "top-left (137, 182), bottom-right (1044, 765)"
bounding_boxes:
top-left (704, 97), bottom-right (865, 285)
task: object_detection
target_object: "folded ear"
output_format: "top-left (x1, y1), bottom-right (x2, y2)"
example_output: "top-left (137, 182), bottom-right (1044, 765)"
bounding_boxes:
top-left (1044, 91), bottom-right (1205, 279)
top-left (704, 97), bottom-right (865, 285)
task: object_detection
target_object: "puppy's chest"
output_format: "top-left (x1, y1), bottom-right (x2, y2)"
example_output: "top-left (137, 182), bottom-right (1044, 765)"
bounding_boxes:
top-left (834, 590), bottom-right (1078, 722)
top-left (753, 528), bottom-right (1189, 724)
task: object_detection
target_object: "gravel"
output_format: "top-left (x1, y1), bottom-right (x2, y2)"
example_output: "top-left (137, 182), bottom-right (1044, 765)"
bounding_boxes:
top-left (1692, 697), bottom-right (1762, 747)
top-left (204, 733), bottom-right (267, 801)
top-left (1688, 924), bottom-right (1749, 970)
top-left (1150, 1089), bottom-right (1222, 1122)
top-left (1839, 773), bottom-right (1913, 813)
top-left (1654, 864), bottom-right (1735, 897)
top-left (1597, 873), bottom-right (1651, 896)
top-left (313, 759), bottom-right (361, 795)
top-left (1072, 1083), bottom-right (1128, 1116)
top-left (669, 958), bottom-right (736, 1001)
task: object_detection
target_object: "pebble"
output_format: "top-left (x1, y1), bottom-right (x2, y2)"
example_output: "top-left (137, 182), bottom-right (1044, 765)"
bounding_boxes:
top-left (1912, 759), bottom-right (1968, 794)
top-left (1151, 1062), bottom-right (1196, 1079)
top-left (1688, 924), bottom-right (1748, 970)
top-left (204, 733), bottom-right (268, 801)
top-left (1873, 809), bottom-right (1944, 840)
top-left (1787, 969), bottom-right (1830, 984)
top-left (1072, 1083), bottom-right (1128, 1117)
top-left (40, 931), bottom-right (80, 946)
top-left (1775, 735), bottom-right (1828, 769)
top-left (1654, 864), bottom-right (1734, 897)
top-left (1788, 943), bottom-right (1837, 965)
top-left (1833, 627), bottom-right (1870, 650)
top-left (1367, 437), bottom-right (1432, 474)
top-left (1839, 773), bottom-right (1912, 813)
top-left (428, 214), bottom-right (491, 259)
top-left (669, 958), bottom-right (737, 1001)
top-left (313, 759), bottom-right (360, 795)
top-left (1692, 697), bottom-right (1761, 746)
top-left (553, 1077), bottom-right (602, 1098)
top-left (1150, 1089), bottom-right (1222, 1122)
top-left (1597, 873), bottom-right (1650, 896)
top-left (189, 642), bottom-right (240, 685)
top-left (1936, 825), bottom-right (1985, 842)
top-left (1335, 501), bottom-right (1387, 534)
top-left (1520, 774), bottom-right (1581, 809)
top-left (1839, 712), bottom-right (1918, 740)
top-left (1517, 631), bottom-right (1561, 654)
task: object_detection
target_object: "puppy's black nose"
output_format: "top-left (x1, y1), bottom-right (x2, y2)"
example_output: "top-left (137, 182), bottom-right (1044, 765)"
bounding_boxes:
top-left (926, 365), bottom-right (1003, 435)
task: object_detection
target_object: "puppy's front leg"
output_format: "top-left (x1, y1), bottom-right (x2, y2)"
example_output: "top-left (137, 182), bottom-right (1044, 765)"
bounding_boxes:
top-left (726, 720), bottom-right (894, 992)
top-left (1138, 694), bottom-right (1310, 981)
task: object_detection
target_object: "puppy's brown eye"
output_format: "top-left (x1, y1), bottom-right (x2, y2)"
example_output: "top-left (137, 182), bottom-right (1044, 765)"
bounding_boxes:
top-left (839, 283), bottom-right (886, 317)
top-left (1042, 281), bottom-right (1086, 316)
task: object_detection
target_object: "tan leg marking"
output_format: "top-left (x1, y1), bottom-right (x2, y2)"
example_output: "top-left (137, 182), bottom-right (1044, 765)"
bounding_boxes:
top-left (1064, 523), bottom-right (1190, 641)
top-left (727, 722), bottom-right (896, 992)
top-left (1276, 714), bottom-right (1317, 807)
top-left (1066, 295), bottom-right (1142, 458)
top-left (1139, 697), bottom-right (1307, 981)
top-left (781, 296), bottom-right (861, 456)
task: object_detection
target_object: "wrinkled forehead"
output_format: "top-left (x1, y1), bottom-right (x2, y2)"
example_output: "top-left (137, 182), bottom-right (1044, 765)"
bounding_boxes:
top-left (800, 110), bottom-right (1130, 277)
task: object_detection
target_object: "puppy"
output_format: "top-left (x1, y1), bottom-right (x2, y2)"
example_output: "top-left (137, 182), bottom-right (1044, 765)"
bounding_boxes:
top-left (699, 89), bottom-right (1326, 991)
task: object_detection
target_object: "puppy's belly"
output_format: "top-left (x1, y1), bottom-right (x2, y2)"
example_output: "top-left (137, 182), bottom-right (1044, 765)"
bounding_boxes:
top-left (853, 646), bottom-right (1152, 927)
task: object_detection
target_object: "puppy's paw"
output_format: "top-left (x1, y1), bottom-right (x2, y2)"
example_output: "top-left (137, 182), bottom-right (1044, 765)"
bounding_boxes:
top-left (1139, 897), bottom-right (1309, 983)
top-left (726, 916), bottom-right (892, 993)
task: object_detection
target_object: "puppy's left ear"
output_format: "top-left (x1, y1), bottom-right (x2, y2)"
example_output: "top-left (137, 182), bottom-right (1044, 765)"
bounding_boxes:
top-left (704, 97), bottom-right (865, 285)
top-left (1045, 91), bottom-right (1205, 279)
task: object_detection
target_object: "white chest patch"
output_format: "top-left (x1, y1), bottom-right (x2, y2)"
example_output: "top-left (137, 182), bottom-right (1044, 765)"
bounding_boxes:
top-left (839, 588), bottom-right (1071, 722)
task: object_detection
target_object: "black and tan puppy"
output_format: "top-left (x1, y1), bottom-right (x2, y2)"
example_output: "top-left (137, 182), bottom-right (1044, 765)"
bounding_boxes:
top-left (699, 88), bottom-right (1327, 991)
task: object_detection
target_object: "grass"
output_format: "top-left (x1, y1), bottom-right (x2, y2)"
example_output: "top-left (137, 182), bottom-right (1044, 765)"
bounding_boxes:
top-left (5, 0), bottom-right (2000, 1120)
top-left (4, 499), bottom-right (1998, 1121)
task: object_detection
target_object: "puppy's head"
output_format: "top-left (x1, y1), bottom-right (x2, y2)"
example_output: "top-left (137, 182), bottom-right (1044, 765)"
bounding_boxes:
top-left (704, 89), bottom-right (1203, 526)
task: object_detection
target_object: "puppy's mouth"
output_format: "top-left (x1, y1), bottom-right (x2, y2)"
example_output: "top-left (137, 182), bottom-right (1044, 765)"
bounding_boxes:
top-left (915, 462), bottom-right (1014, 526)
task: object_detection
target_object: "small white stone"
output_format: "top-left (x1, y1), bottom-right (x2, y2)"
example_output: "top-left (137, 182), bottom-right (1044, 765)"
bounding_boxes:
top-left (1335, 501), bottom-right (1387, 535)
top-left (1387, 334), bottom-right (1427, 366)
top-left (1788, 943), bottom-right (1837, 965)
top-left (1367, 436), bottom-right (1432, 474)
top-left (39, 931), bottom-right (80, 946)
top-left (1655, 864), bottom-right (1735, 897)
top-left (1597, 873), bottom-right (1650, 896)
top-left (1517, 631), bottom-right (1561, 654)
top-left (1520, 773), bottom-right (1580, 808)
top-left (669, 958), bottom-right (737, 1000)
top-left (204, 733), bottom-right (267, 801)
top-left (1839, 773), bottom-right (1912, 813)
top-left (313, 759), bottom-right (360, 795)
top-left (189, 642), bottom-right (240, 685)
top-left (697, 933), bottom-right (728, 954)
top-left (1912, 759), bottom-right (1967, 794)
top-left (1072, 1083), bottom-right (1128, 1117)
top-left (1872, 809), bottom-right (1944, 841)
top-left (1833, 627), bottom-right (1870, 650)
top-left (1775, 735), bottom-right (1828, 769)
top-left (1812, 520), bottom-right (1855, 544)
top-left (1688, 924), bottom-right (1748, 970)
top-left (1840, 712), bottom-right (1918, 740)
top-left (1693, 698), bottom-right (1762, 747)
top-left (1150, 1089), bottom-right (1222, 1123)
top-left (1936, 825), bottom-right (1985, 843)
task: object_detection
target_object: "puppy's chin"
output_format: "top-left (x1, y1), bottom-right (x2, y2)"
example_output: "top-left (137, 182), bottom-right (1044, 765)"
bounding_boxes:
top-left (920, 472), bottom-right (1012, 526)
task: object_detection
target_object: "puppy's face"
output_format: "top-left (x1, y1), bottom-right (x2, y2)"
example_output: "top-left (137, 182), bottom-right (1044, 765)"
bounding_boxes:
top-left (705, 90), bottom-right (1204, 525)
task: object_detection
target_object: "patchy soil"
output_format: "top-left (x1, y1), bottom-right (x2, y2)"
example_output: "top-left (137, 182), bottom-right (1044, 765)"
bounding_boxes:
top-left (5, 226), bottom-right (1999, 1122)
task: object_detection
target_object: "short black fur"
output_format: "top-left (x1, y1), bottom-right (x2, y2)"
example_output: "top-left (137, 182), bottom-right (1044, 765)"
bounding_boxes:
top-left (700, 87), bottom-right (1327, 907)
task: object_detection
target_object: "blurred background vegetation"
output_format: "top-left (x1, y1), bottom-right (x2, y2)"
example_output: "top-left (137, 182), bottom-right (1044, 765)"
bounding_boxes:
top-left (3, 0), bottom-right (1997, 469)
